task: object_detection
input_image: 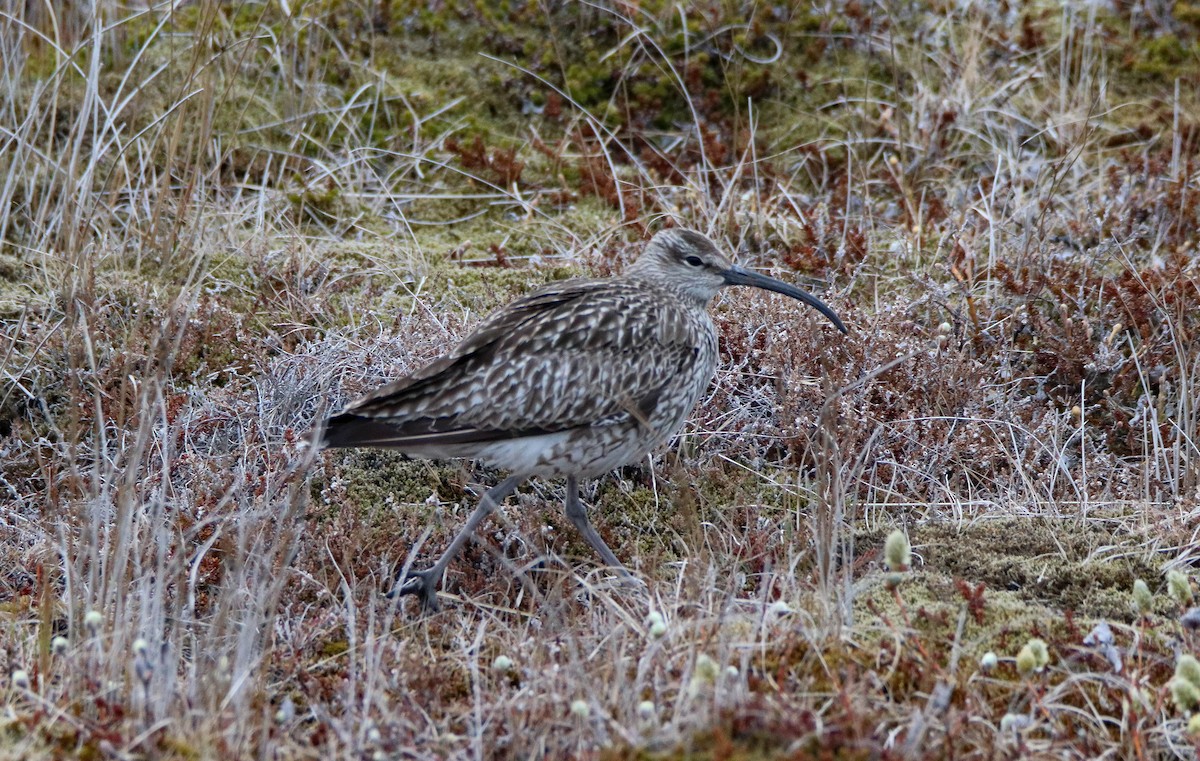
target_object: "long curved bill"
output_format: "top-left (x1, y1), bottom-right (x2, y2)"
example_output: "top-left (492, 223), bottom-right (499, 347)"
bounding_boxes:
top-left (722, 266), bottom-right (848, 334)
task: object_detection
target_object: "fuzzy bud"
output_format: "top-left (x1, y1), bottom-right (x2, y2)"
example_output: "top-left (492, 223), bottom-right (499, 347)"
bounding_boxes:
top-left (1028, 639), bottom-right (1049, 668)
top-left (1132, 579), bottom-right (1153, 616)
top-left (1176, 654), bottom-right (1200, 689)
top-left (999, 713), bottom-right (1031, 733)
top-left (1171, 677), bottom-right (1200, 712)
top-left (1167, 570), bottom-right (1193, 606)
top-left (1016, 639), bottom-right (1049, 676)
top-left (491, 655), bottom-right (514, 674)
top-left (883, 530), bottom-right (911, 572)
top-left (646, 611), bottom-right (667, 639)
top-left (569, 699), bottom-right (589, 719)
top-left (767, 601), bottom-right (792, 617)
top-left (11, 669), bottom-right (30, 690)
top-left (693, 654), bottom-right (720, 686)
top-left (979, 651), bottom-right (998, 672)
top-left (1015, 646), bottom-right (1037, 675)
top-left (51, 636), bottom-right (69, 656)
top-left (84, 610), bottom-right (103, 633)
top-left (274, 696), bottom-right (295, 724)
top-left (133, 638), bottom-right (150, 658)
top-left (636, 700), bottom-right (656, 721)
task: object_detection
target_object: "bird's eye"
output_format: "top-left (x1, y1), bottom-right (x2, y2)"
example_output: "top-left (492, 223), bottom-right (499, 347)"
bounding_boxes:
top-left (685, 255), bottom-right (704, 267)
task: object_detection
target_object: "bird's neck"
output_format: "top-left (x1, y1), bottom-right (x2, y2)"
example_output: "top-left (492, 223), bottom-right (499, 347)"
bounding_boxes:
top-left (622, 270), bottom-right (712, 311)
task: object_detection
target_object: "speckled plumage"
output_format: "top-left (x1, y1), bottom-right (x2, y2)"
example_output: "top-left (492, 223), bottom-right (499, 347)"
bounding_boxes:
top-left (321, 228), bottom-right (846, 611)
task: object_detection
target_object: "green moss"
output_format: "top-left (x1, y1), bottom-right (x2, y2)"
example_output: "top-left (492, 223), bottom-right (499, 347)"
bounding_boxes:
top-left (0, 254), bottom-right (39, 317)
top-left (1131, 34), bottom-right (1198, 80)
top-left (589, 479), bottom-right (684, 571)
top-left (286, 179), bottom-right (352, 227)
top-left (158, 736), bottom-right (203, 761)
top-left (1177, 1), bottom-right (1200, 26)
top-left (855, 567), bottom-right (1075, 660)
top-left (335, 450), bottom-right (465, 512)
top-left (909, 519), bottom-right (1168, 621)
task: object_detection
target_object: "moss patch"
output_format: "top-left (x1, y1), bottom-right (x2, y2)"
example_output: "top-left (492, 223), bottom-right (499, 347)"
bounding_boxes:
top-left (909, 518), bottom-right (1168, 621)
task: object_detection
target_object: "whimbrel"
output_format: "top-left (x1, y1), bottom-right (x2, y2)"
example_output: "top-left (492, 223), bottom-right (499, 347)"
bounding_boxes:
top-left (321, 228), bottom-right (847, 610)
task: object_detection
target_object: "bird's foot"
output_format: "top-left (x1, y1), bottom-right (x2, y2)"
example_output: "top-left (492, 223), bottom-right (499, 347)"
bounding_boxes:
top-left (586, 566), bottom-right (646, 594)
top-left (388, 568), bottom-right (441, 613)
top-left (616, 571), bottom-right (648, 594)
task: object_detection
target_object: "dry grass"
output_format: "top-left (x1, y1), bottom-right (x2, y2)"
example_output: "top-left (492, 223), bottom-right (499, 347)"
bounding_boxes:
top-left (2, 1), bottom-right (1200, 758)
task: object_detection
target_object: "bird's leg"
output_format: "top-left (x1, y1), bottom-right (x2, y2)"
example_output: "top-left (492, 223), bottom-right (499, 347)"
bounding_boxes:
top-left (563, 476), bottom-right (640, 587)
top-left (392, 474), bottom-right (525, 612)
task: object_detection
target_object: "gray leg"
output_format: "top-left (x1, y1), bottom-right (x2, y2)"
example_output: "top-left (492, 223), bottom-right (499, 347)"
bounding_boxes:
top-left (563, 476), bottom-right (638, 585)
top-left (392, 474), bottom-right (525, 612)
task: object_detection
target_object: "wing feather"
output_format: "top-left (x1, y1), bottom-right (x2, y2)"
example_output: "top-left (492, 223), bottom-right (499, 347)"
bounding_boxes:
top-left (322, 279), bottom-right (706, 451)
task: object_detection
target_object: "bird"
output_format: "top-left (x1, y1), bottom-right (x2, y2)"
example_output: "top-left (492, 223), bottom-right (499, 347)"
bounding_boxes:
top-left (320, 228), bottom-right (847, 611)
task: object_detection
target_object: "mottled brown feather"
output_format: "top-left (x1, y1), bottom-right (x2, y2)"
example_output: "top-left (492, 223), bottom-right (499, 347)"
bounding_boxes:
top-left (322, 278), bottom-right (709, 452)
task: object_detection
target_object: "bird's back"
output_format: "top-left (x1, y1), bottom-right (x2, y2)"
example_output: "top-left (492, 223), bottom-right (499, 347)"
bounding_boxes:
top-left (322, 274), bottom-right (718, 475)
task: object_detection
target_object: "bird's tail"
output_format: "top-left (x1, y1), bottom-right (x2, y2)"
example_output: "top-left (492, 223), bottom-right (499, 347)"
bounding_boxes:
top-left (320, 412), bottom-right (416, 449)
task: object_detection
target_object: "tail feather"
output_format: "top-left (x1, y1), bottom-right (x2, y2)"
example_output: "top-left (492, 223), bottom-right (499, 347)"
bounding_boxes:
top-left (320, 412), bottom-right (560, 451)
top-left (321, 413), bottom-right (417, 449)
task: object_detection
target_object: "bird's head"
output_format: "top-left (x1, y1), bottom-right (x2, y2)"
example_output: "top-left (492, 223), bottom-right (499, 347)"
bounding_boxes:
top-left (628, 228), bottom-right (848, 333)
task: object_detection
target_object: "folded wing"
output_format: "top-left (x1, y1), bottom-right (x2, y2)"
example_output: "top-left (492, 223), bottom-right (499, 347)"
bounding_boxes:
top-left (322, 280), bottom-right (704, 451)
